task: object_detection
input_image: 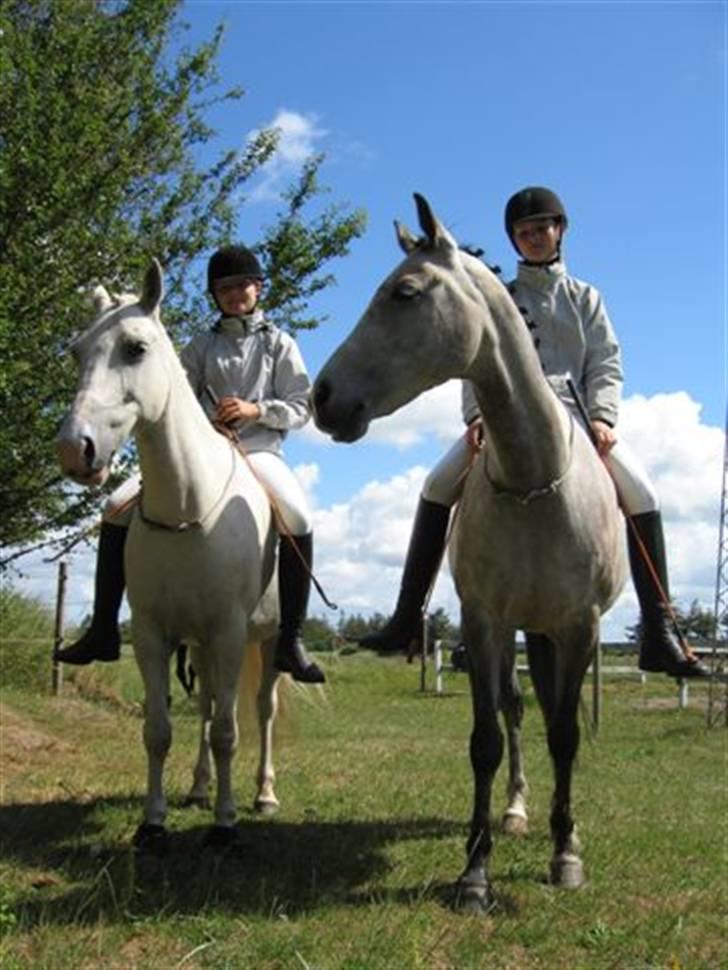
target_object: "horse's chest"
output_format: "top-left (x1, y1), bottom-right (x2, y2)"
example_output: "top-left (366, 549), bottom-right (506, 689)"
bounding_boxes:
top-left (452, 500), bottom-right (618, 626)
top-left (125, 527), bottom-right (262, 635)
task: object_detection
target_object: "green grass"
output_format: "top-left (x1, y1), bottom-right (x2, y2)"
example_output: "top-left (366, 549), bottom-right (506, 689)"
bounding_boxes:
top-left (0, 640), bottom-right (725, 969)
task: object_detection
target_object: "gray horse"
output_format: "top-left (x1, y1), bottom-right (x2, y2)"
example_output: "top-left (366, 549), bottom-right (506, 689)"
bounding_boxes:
top-left (312, 195), bottom-right (626, 911)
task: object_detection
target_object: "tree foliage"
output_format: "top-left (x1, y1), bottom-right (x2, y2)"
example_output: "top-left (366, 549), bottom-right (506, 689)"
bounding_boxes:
top-left (0, 0), bottom-right (365, 557)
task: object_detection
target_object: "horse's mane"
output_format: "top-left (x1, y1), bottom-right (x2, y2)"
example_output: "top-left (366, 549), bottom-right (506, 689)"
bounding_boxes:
top-left (409, 234), bottom-right (502, 277)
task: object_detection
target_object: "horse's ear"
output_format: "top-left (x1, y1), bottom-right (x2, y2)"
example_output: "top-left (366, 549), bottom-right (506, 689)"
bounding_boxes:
top-left (413, 193), bottom-right (453, 250)
top-left (140, 259), bottom-right (164, 315)
top-left (90, 285), bottom-right (113, 314)
top-left (395, 220), bottom-right (418, 254)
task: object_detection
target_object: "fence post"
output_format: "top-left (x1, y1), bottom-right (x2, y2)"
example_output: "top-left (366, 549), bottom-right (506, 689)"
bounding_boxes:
top-left (52, 560), bottom-right (67, 696)
top-left (420, 613), bottom-right (428, 692)
top-left (434, 639), bottom-right (443, 695)
top-left (678, 679), bottom-right (689, 710)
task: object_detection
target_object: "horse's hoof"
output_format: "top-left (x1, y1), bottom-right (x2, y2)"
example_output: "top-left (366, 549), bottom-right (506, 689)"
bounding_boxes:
top-left (133, 823), bottom-right (169, 856)
top-left (182, 793), bottom-right (211, 810)
top-left (502, 810), bottom-right (529, 836)
top-left (203, 825), bottom-right (238, 850)
top-left (455, 873), bottom-right (495, 915)
top-left (550, 853), bottom-right (585, 889)
top-left (253, 797), bottom-right (280, 817)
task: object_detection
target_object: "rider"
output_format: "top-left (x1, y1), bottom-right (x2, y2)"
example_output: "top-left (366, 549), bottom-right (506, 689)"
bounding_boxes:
top-left (55, 244), bottom-right (325, 684)
top-left (360, 186), bottom-right (708, 680)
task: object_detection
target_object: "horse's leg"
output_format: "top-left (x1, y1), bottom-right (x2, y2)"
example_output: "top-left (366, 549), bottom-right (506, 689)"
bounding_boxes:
top-left (525, 631), bottom-right (556, 717)
top-left (457, 608), bottom-right (509, 914)
top-left (131, 625), bottom-right (172, 851)
top-left (254, 636), bottom-right (280, 815)
top-left (529, 622), bottom-right (596, 888)
top-left (185, 666), bottom-right (212, 809)
top-left (206, 623), bottom-right (246, 841)
top-left (500, 636), bottom-right (528, 836)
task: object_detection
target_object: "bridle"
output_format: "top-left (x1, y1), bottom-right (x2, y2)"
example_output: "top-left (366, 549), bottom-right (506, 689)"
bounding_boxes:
top-left (483, 415), bottom-right (575, 506)
top-left (137, 438), bottom-right (238, 532)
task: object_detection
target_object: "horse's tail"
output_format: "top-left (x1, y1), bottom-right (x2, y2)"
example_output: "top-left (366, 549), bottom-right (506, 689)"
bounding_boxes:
top-left (236, 639), bottom-right (293, 743)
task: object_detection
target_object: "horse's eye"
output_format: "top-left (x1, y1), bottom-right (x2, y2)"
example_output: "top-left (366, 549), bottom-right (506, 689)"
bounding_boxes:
top-left (125, 340), bottom-right (147, 362)
top-left (393, 280), bottom-right (421, 301)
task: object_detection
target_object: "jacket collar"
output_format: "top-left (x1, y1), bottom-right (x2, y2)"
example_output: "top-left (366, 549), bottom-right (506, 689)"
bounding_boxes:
top-left (516, 259), bottom-right (567, 292)
top-left (215, 309), bottom-right (267, 336)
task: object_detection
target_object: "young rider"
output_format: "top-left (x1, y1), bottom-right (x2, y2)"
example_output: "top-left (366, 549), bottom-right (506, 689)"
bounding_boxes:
top-left (55, 245), bottom-right (325, 684)
top-left (360, 187), bottom-right (708, 680)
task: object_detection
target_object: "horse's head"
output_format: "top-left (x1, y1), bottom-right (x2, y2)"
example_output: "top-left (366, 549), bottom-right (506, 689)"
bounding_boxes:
top-left (56, 260), bottom-right (169, 486)
top-left (312, 194), bottom-right (487, 442)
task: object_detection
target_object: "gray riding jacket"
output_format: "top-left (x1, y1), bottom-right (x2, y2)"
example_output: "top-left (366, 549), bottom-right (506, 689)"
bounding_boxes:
top-left (180, 311), bottom-right (311, 456)
top-left (463, 260), bottom-right (623, 428)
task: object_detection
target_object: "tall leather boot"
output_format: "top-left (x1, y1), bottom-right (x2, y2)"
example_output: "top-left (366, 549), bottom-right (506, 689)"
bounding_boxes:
top-left (359, 498), bottom-right (451, 652)
top-left (627, 511), bottom-right (709, 678)
top-left (274, 533), bottom-right (325, 684)
top-left (55, 522), bottom-right (126, 665)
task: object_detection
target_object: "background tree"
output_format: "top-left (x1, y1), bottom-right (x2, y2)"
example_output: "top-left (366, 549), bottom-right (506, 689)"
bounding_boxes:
top-left (427, 606), bottom-right (460, 644)
top-left (0, 0), bottom-right (365, 560)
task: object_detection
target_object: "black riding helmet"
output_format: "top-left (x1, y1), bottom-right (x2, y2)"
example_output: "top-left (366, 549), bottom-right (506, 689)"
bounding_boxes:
top-left (207, 245), bottom-right (264, 309)
top-left (504, 187), bottom-right (568, 253)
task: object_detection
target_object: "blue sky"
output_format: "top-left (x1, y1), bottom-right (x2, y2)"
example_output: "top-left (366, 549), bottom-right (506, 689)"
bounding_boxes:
top-left (13, 1), bottom-right (727, 640)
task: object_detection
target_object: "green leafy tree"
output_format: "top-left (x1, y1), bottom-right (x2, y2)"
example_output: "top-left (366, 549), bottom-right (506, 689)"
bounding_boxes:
top-left (680, 599), bottom-right (717, 642)
top-left (302, 615), bottom-right (338, 652)
top-left (0, 0), bottom-right (365, 559)
top-left (427, 606), bottom-right (460, 644)
top-left (337, 612), bottom-right (387, 642)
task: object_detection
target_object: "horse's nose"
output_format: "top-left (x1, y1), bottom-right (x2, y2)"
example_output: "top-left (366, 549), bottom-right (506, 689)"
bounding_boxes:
top-left (312, 378), bottom-right (369, 442)
top-left (56, 429), bottom-right (97, 477)
top-left (82, 435), bottom-right (96, 469)
top-left (312, 378), bottom-right (331, 416)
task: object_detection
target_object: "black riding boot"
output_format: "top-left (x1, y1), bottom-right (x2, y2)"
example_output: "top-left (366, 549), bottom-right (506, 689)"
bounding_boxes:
top-left (627, 511), bottom-right (709, 678)
top-left (274, 533), bottom-right (325, 684)
top-left (55, 522), bottom-right (126, 665)
top-left (359, 498), bottom-right (451, 653)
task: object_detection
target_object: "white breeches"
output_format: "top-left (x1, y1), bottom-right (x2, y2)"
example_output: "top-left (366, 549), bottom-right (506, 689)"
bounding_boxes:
top-left (245, 451), bottom-right (313, 535)
top-left (422, 426), bottom-right (659, 517)
top-left (102, 452), bottom-right (313, 535)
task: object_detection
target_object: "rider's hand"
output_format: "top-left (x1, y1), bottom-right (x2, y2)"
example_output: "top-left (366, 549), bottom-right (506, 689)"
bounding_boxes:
top-left (216, 396), bottom-right (261, 426)
top-left (590, 419), bottom-right (617, 457)
top-left (465, 418), bottom-right (484, 450)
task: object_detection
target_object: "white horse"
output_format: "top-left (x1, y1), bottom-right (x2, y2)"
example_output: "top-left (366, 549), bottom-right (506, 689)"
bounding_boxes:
top-left (312, 195), bottom-right (626, 911)
top-left (57, 261), bottom-right (284, 850)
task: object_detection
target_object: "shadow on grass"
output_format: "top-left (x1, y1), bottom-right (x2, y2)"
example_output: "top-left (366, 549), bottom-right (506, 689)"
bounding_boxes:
top-left (0, 795), bottom-right (466, 926)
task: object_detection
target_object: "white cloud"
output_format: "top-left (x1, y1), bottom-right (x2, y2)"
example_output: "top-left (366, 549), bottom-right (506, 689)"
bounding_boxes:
top-left (292, 461), bottom-right (319, 501)
top-left (299, 380), bottom-right (463, 451)
top-left (246, 109), bottom-right (328, 203)
top-left (619, 392), bottom-right (722, 520)
top-left (363, 381), bottom-right (463, 449)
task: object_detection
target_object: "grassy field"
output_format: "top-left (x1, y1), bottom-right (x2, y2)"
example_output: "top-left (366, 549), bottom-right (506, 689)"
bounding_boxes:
top-left (0, 641), bottom-right (725, 969)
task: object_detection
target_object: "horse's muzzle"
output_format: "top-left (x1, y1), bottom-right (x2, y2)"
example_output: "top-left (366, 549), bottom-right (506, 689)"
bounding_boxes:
top-left (311, 378), bottom-right (370, 443)
top-left (56, 431), bottom-right (110, 486)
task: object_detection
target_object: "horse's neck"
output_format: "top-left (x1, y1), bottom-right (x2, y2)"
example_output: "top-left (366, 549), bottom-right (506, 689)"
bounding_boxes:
top-left (135, 360), bottom-right (234, 523)
top-left (467, 273), bottom-right (570, 491)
